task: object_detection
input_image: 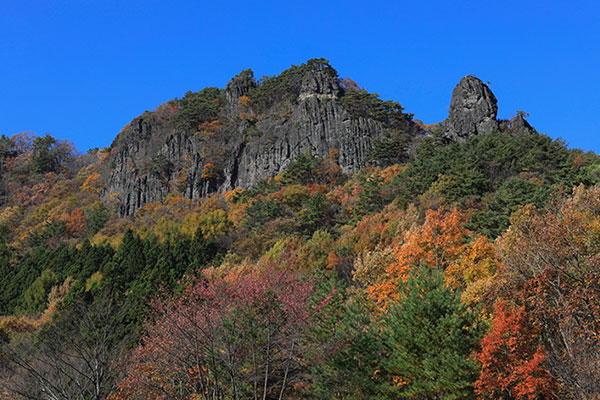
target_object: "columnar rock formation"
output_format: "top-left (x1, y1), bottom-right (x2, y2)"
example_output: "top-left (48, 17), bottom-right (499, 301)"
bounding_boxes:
top-left (104, 60), bottom-right (423, 216)
top-left (104, 61), bottom-right (536, 217)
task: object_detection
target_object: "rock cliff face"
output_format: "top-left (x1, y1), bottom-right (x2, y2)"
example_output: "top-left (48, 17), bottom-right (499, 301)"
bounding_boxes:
top-left (104, 62), bottom-right (536, 217)
top-left (441, 75), bottom-right (499, 142)
top-left (105, 60), bottom-right (423, 216)
top-left (441, 75), bottom-right (536, 142)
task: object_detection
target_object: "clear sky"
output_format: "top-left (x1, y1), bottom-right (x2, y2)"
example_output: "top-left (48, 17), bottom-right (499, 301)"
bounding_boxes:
top-left (1, 0), bottom-right (599, 153)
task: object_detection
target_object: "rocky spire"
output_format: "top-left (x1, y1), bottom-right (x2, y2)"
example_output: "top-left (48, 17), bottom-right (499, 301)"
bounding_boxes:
top-left (225, 69), bottom-right (256, 105)
top-left (500, 111), bottom-right (537, 135)
top-left (298, 61), bottom-right (341, 101)
top-left (442, 75), bottom-right (499, 142)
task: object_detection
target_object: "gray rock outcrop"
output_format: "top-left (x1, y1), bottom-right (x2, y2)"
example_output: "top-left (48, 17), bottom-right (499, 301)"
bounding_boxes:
top-left (500, 111), bottom-right (537, 135)
top-left (104, 60), bottom-right (423, 216)
top-left (442, 75), bottom-right (499, 142)
top-left (104, 65), bottom-right (537, 217)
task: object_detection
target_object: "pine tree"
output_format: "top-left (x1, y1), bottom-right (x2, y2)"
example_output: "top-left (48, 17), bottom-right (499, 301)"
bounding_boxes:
top-left (380, 266), bottom-right (484, 399)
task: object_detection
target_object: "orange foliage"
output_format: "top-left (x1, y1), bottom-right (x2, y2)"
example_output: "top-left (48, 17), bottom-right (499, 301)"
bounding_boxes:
top-left (81, 172), bottom-right (102, 193)
top-left (319, 148), bottom-right (343, 184)
top-left (497, 186), bottom-right (600, 397)
top-left (237, 95), bottom-right (252, 108)
top-left (200, 162), bottom-right (216, 179)
top-left (367, 206), bottom-right (470, 304)
top-left (198, 119), bottom-right (222, 135)
top-left (62, 207), bottom-right (88, 236)
top-left (380, 164), bottom-right (404, 185)
top-left (352, 203), bottom-right (419, 256)
top-left (339, 77), bottom-right (360, 92)
top-left (475, 301), bottom-right (555, 399)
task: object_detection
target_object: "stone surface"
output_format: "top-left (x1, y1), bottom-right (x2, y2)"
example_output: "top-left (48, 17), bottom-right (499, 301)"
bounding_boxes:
top-left (104, 66), bottom-right (537, 217)
top-left (225, 69), bottom-right (256, 106)
top-left (499, 111), bottom-right (537, 135)
top-left (104, 62), bottom-right (423, 216)
top-left (442, 75), bottom-right (499, 142)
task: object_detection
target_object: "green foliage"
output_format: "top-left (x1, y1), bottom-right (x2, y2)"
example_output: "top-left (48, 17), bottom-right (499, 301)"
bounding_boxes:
top-left (366, 129), bottom-right (411, 167)
top-left (85, 202), bottom-right (110, 234)
top-left (281, 151), bottom-right (323, 185)
top-left (19, 269), bottom-right (58, 315)
top-left (248, 58), bottom-right (338, 109)
top-left (4, 62), bottom-right (600, 400)
top-left (0, 134), bottom-right (14, 158)
top-left (310, 294), bottom-right (383, 400)
top-left (26, 220), bottom-right (68, 247)
top-left (380, 266), bottom-right (485, 399)
top-left (394, 132), bottom-right (593, 236)
top-left (340, 89), bottom-right (413, 129)
top-left (468, 177), bottom-right (548, 237)
top-left (31, 134), bottom-right (58, 173)
top-left (243, 198), bottom-right (286, 229)
top-left (172, 87), bottom-right (222, 131)
top-left (147, 154), bottom-right (171, 175)
top-left (299, 193), bottom-right (331, 236)
top-left (31, 134), bottom-right (74, 173)
top-left (356, 171), bottom-right (385, 217)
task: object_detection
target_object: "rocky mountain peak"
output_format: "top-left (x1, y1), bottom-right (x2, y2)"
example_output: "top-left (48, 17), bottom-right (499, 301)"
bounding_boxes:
top-left (299, 63), bottom-right (341, 101)
top-left (500, 111), bottom-right (537, 135)
top-left (442, 75), bottom-right (499, 141)
top-left (225, 69), bottom-right (257, 105)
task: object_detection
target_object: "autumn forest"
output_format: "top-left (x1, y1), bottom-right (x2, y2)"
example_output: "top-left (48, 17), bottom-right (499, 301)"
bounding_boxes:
top-left (0, 59), bottom-right (599, 400)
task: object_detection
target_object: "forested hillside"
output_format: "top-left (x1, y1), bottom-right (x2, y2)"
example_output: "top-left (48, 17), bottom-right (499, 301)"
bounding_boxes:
top-left (0, 59), bottom-right (599, 400)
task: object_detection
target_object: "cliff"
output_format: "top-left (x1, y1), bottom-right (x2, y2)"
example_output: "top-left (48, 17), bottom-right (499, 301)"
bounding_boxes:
top-left (104, 61), bottom-right (537, 217)
top-left (105, 59), bottom-right (424, 216)
top-left (441, 75), bottom-right (536, 142)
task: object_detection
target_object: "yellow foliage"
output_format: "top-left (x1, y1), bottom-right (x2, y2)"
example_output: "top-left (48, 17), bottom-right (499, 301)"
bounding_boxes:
top-left (81, 172), bottom-right (102, 193)
top-left (297, 230), bottom-right (335, 271)
top-left (199, 209), bottom-right (232, 239)
top-left (0, 206), bottom-right (21, 227)
top-left (353, 246), bottom-right (395, 289)
top-left (263, 238), bottom-right (294, 262)
top-left (38, 277), bottom-right (74, 325)
top-left (268, 184), bottom-right (310, 207)
top-left (24, 198), bottom-right (60, 226)
top-left (86, 271), bottom-right (103, 292)
top-left (180, 212), bottom-right (202, 237)
top-left (0, 315), bottom-right (36, 337)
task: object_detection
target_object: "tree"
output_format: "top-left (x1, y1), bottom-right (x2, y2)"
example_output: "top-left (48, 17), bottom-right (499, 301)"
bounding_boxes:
top-left (475, 301), bottom-right (555, 400)
top-left (31, 134), bottom-right (74, 174)
top-left (114, 263), bottom-right (324, 400)
top-left (19, 269), bottom-right (57, 315)
top-left (280, 151), bottom-right (322, 186)
top-left (309, 294), bottom-right (384, 400)
top-left (85, 202), bottom-right (110, 234)
top-left (380, 267), bottom-right (484, 399)
top-left (1, 296), bottom-right (127, 400)
top-left (367, 206), bottom-right (470, 304)
top-left (498, 186), bottom-right (600, 399)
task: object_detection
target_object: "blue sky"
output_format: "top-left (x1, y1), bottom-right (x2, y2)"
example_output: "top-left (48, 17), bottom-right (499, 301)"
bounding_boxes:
top-left (1, 0), bottom-right (599, 152)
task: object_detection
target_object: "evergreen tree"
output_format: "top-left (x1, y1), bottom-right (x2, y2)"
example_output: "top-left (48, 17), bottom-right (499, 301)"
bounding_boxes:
top-left (380, 266), bottom-right (484, 399)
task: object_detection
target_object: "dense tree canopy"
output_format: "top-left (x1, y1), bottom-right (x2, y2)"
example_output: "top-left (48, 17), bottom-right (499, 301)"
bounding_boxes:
top-left (1, 78), bottom-right (599, 399)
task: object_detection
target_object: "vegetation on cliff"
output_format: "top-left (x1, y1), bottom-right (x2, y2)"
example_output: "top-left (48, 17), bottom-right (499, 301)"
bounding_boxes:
top-left (0, 60), bottom-right (599, 399)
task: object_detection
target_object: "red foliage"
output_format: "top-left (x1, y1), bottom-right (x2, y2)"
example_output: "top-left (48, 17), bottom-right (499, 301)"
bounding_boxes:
top-left (114, 263), bottom-right (328, 399)
top-left (63, 207), bottom-right (87, 236)
top-left (475, 301), bottom-right (556, 399)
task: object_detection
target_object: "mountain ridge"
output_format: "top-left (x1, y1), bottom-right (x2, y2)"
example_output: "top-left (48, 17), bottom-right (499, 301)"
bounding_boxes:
top-left (103, 58), bottom-right (535, 216)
